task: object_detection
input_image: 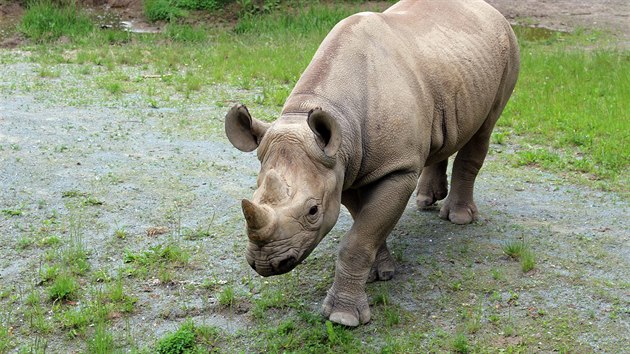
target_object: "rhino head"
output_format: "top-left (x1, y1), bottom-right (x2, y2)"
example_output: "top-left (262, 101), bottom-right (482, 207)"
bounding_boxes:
top-left (225, 104), bottom-right (344, 276)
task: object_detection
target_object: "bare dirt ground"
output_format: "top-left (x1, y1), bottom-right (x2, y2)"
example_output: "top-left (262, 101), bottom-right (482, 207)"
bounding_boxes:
top-left (0, 1), bottom-right (629, 352)
top-left (488, 0), bottom-right (630, 47)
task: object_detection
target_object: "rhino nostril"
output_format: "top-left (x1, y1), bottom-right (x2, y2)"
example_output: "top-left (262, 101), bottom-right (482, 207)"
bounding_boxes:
top-left (277, 256), bottom-right (296, 272)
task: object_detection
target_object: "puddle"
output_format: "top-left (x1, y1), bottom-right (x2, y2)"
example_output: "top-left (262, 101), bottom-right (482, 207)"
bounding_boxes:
top-left (511, 24), bottom-right (565, 42)
top-left (95, 10), bottom-right (161, 34)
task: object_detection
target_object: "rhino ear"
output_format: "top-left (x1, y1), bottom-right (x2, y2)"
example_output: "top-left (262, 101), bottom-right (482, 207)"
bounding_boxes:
top-left (225, 104), bottom-right (270, 152)
top-left (307, 108), bottom-right (341, 157)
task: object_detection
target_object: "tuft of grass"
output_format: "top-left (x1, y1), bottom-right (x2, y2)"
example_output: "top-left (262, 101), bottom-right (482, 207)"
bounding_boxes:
top-left (452, 332), bottom-right (470, 353)
top-left (154, 319), bottom-right (223, 353)
top-left (48, 273), bottom-right (79, 301)
top-left (86, 322), bottom-right (115, 353)
top-left (217, 285), bottom-right (235, 307)
top-left (520, 249), bottom-right (536, 273)
top-left (144, 0), bottom-right (187, 22)
top-left (155, 319), bottom-right (196, 354)
top-left (20, 0), bottom-right (94, 42)
top-left (1, 208), bottom-right (23, 216)
top-left (503, 239), bottom-right (536, 273)
top-left (502, 240), bottom-right (526, 259)
top-left (113, 227), bottom-right (128, 240)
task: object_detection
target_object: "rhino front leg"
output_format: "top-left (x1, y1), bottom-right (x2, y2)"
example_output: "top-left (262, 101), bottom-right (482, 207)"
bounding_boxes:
top-left (416, 159), bottom-right (448, 209)
top-left (323, 173), bottom-right (417, 326)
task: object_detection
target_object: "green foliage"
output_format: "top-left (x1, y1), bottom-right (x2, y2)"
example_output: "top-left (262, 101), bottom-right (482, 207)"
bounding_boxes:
top-left (156, 319), bottom-right (196, 354)
top-left (48, 273), bottom-right (78, 301)
top-left (234, 4), bottom-right (357, 35)
top-left (86, 322), bottom-right (115, 353)
top-left (20, 0), bottom-right (94, 42)
top-left (165, 24), bottom-right (208, 42)
top-left (1, 208), bottom-right (22, 216)
top-left (502, 240), bottom-right (526, 259)
top-left (144, 0), bottom-right (187, 22)
top-left (452, 332), bottom-right (470, 353)
top-left (217, 285), bottom-right (235, 307)
top-left (501, 34), bottom-right (629, 187)
top-left (503, 239), bottom-right (536, 273)
top-left (154, 319), bottom-right (222, 353)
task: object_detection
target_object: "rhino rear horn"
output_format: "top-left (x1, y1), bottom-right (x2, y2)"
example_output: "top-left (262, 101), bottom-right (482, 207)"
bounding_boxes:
top-left (307, 108), bottom-right (341, 157)
top-left (225, 104), bottom-right (270, 152)
top-left (263, 170), bottom-right (289, 203)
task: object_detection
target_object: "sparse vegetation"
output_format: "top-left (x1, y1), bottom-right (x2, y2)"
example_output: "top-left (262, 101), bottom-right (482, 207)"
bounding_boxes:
top-left (0, 0), bottom-right (627, 352)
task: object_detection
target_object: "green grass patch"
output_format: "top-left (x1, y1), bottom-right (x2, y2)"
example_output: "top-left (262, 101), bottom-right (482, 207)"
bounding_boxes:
top-left (20, 0), bottom-right (94, 42)
top-left (155, 319), bottom-right (222, 353)
top-left (144, 0), bottom-right (188, 22)
top-left (500, 29), bottom-right (629, 190)
top-left (48, 273), bottom-right (79, 301)
top-left (502, 239), bottom-right (536, 273)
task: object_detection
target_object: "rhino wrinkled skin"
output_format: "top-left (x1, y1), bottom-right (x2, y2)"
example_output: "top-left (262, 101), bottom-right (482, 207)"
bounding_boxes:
top-left (225, 0), bottom-right (519, 326)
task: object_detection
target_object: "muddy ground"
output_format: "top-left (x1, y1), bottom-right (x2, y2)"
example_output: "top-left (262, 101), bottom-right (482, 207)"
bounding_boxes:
top-left (0, 1), bottom-right (629, 352)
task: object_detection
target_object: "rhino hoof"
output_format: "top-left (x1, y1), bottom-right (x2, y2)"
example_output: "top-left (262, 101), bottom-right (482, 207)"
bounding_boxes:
top-left (329, 312), bottom-right (360, 327)
top-left (439, 203), bottom-right (476, 224)
top-left (416, 193), bottom-right (437, 209)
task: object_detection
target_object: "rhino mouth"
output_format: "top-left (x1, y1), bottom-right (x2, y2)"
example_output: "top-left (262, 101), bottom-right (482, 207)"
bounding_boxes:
top-left (246, 246), bottom-right (304, 276)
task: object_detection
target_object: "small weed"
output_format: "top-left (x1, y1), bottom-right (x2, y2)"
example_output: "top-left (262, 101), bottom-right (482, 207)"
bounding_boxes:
top-left (182, 226), bottom-right (211, 240)
top-left (384, 306), bottom-right (401, 327)
top-left (113, 227), bottom-right (128, 240)
top-left (38, 235), bottom-right (61, 247)
top-left (61, 190), bottom-right (87, 198)
top-left (155, 319), bottom-right (196, 353)
top-left (48, 273), bottom-right (78, 301)
top-left (373, 285), bottom-right (389, 306)
top-left (452, 332), bottom-right (469, 353)
top-left (157, 266), bottom-right (174, 284)
top-left (521, 249), bottom-right (536, 273)
top-left (217, 286), bottom-right (235, 307)
top-left (503, 239), bottom-right (536, 272)
top-left (1, 208), bottom-right (23, 216)
top-left (451, 281), bottom-right (463, 291)
top-left (86, 322), bottom-right (115, 353)
top-left (252, 287), bottom-right (284, 319)
top-left (39, 264), bottom-right (59, 283)
top-left (502, 239), bottom-right (526, 259)
top-left (17, 236), bottom-right (34, 250)
top-left (491, 268), bottom-right (504, 281)
top-left (492, 130), bottom-right (509, 145)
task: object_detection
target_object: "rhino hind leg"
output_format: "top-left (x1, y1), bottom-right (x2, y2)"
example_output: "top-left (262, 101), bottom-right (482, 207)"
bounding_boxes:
top-left (367, 242), bottom-right (396, 283)
top-left (439, 137), bottom-right (487, 224)
top-left (416, 159), bottom-right (449, 209)
top-left (440, 98), bottom-right (508, 224)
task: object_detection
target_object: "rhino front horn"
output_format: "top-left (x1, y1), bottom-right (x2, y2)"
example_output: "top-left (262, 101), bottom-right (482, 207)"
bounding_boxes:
top-left (241, 199), bottom-right (276, 241)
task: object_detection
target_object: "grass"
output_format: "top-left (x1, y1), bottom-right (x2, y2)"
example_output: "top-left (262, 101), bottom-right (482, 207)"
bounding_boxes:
top-left (500, 28), bottom-right (629, 189)
top-left (502, 239), bottom-right (536, 273)
top-left (154, 319), bottom-right (222, 353)
top-left (20, 0), bottom-right (94, 42)
top-left (0, 1), bottom-right (628, 352)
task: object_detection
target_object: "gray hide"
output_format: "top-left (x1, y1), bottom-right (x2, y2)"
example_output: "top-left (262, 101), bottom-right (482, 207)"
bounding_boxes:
top-left (225, 0), bottom-right (520, 327)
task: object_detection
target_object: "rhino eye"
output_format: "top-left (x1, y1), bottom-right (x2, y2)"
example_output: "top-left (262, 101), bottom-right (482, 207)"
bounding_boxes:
top-left (308, 206), bottom-right (318, 216)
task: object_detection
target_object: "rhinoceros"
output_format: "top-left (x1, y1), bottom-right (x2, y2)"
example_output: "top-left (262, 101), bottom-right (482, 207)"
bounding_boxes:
top-left (225, 0), bottom-right (519, 326)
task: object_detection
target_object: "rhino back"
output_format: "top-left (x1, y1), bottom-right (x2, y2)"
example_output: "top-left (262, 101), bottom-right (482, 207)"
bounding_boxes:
top-left (283, 0), bottom-right (519, 188)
